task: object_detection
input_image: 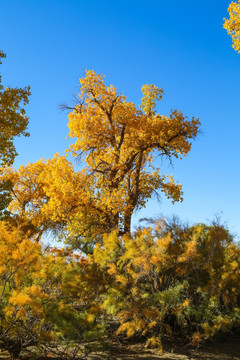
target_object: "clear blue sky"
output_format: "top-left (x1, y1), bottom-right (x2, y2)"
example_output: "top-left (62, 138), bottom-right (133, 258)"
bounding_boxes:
top-left (1, 0), bottom-right (240, 237)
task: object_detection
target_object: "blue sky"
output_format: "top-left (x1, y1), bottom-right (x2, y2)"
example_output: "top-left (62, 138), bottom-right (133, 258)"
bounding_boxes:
top-left (1, 0), bottom-right (240, 237)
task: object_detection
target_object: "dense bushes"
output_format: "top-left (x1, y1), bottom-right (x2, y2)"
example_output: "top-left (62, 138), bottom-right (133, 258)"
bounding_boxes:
top-left (0, 221), bottom-right (105, 359)
top-left (94, 219), bottom-right (240, 351)
top-left (1, 220), bottom-right (240, 358)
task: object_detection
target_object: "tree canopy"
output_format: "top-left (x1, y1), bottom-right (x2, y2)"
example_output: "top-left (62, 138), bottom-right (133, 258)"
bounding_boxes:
top-left (224, 1), bottom-right (240, 52)
top-left (0, 51), bottom-right (30, 218)
top-left (0, 51), bottom-right (30, 167)
top-left (66, 70), bottom-right (200, 237)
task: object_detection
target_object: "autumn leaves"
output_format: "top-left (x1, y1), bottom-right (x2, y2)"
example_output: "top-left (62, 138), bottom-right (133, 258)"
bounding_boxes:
top-left (66, 70), bottom-right (200, 236)
top-left (224, 0), bottom-right (240, 53)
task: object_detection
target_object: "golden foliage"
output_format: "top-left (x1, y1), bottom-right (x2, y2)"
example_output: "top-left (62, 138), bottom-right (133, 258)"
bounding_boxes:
top-left (67, 70), bottom-right (200, 234)
top-left (224, 1), bottom-right (240, 52)
top-left (0, 220), bottom-right (106, 358)
top-left (0, 51), bottom-right (30, 167)
top-left (94, 219), bottom-right (240, 347)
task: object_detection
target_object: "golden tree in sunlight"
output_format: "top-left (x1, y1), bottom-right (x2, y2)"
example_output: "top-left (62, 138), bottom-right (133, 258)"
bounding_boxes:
top-left (66, 70), bottom-right (200, 236)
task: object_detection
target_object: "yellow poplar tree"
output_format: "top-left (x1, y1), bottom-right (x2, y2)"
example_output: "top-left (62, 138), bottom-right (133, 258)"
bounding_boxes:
top-left (67, 70), bottom-right (200, 235)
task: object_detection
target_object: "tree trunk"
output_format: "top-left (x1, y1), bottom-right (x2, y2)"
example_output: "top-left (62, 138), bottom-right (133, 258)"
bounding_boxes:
top-left (123, 212), bottom-right (132, 235)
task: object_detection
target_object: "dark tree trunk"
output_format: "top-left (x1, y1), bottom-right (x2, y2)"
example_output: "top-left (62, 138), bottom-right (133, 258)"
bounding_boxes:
top-left (124, 212), bottom-right (132, 235)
